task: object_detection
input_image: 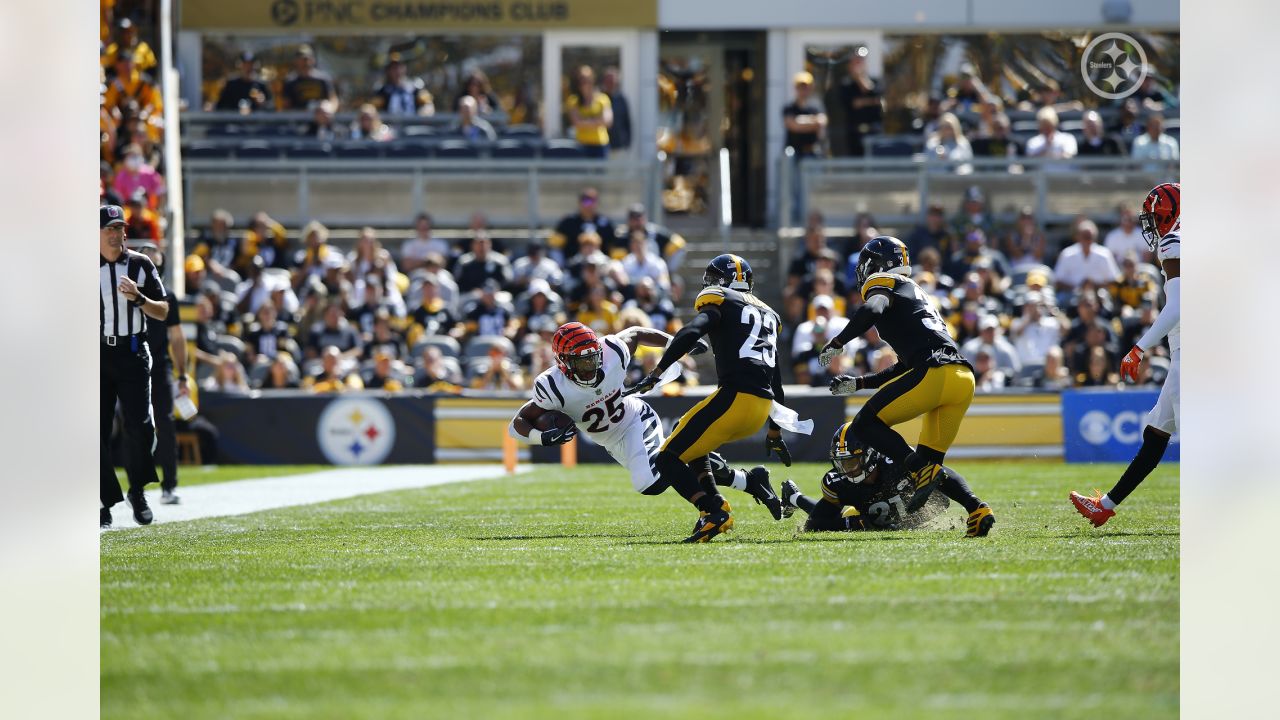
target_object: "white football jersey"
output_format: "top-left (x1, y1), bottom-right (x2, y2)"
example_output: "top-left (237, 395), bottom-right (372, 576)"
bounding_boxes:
top-left (530, 334), bottom-right (645, 445)
top-left (1156, 220), bottom-right (1180, 353)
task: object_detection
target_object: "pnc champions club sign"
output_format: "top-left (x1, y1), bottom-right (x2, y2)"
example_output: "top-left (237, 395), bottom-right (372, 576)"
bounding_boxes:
top-left (181, 0), bottom-right (657, 30)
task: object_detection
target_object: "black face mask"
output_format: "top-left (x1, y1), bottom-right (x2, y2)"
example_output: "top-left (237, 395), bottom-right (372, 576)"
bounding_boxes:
top-left (832, 451), bottom-right (867, 482)
top-left (563, 350), bottom-right (602, 384)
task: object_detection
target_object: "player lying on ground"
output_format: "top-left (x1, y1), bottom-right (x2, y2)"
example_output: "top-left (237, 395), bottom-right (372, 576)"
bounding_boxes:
top-left (627, 254), bottom-right (812, 542)
top-left (508, 322), bottom-right (782, 517)
top-left (1071, 182), bottom-right (1181, 527)
top-left (781, 420), bottom-right (964, 533)
top-left (817, 236), bottom-right (993, 537)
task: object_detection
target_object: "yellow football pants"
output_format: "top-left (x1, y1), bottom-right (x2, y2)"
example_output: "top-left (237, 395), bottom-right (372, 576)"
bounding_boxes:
top-left (863, 364), bottom-right (975, 454)
top-left (661, 388), bottom-right (773, 463)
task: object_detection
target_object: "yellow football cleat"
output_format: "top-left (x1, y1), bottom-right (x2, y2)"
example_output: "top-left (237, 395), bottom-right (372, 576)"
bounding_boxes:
top-left (966, 503), bottom-right (995, 537)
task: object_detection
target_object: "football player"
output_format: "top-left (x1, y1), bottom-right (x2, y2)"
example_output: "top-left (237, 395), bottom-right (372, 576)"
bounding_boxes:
top-left (628, 254), bottom-right (810, 542)
top-left (508, 322), bottom-right (781, 515)
top-left (1070, 183), bottom-right (1180, 526)
top-left (779, 420), bottom-right (958, 533)
top-left (817, 236), bottom-right (995, 537)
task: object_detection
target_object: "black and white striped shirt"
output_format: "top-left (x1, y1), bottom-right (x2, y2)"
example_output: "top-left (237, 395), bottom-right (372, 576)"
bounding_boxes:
top-left (100, 250), bottom-right (166, 338)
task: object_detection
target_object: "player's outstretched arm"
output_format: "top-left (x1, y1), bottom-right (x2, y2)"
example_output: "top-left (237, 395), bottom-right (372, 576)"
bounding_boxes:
top-left (819, 293), bottom-right (889, 366)
top-left (615, 326), bottom-right (672, 354)
top-left (1123, 259), bottom-right (1179, 382)
top-left (628, 309), bottom-right (719, 397)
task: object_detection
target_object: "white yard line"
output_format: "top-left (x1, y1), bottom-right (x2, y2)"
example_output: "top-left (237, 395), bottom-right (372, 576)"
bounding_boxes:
top-left (105, 464), bottom-right (524, 530)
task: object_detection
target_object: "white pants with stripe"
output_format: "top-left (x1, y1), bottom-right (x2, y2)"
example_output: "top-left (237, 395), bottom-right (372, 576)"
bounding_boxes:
top-left (1145, 349), bottom-right (1180, 434)
top-left (601, 402), bottom-right (666, 493)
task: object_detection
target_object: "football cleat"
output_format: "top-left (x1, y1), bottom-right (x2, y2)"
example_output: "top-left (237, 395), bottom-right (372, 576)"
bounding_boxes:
top-left (905, 463), bottom-right (943, 512)
top-left (100, 507), bottom-right (112, 529)
top-left (126, 488), bottom-right (153, 526)
top-left (1069, 490), bottom-right (1115, 528)
top-left (160, 489), bottom-right (180, 505)
top-left (685, 509), bottom-right (734, 543)
top-left (745, 466), bottom-right (783, 521)
top-left (780, 479), bottom-right (800, 519)
top-left (966, 503), bottom-right (995, 537)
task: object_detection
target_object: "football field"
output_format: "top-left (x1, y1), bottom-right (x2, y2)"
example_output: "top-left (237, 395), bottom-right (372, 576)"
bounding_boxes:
top-left (101, 460), bottom-right (1178, 719)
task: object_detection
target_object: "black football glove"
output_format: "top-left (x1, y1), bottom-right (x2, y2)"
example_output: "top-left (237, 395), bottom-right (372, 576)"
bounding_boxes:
top-left (624, 371), bottom-right (662, 397)
top-left (765, 429), bottom-right (792, 467)
top-left (541, 423), bottom-right (578, 446)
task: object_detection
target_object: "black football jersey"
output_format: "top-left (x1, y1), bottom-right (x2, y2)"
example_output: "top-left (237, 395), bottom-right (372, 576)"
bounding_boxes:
top-left (693, 285), bottom-right (780, 398)
top-left (810, 456), bottom-right (949, 531)
top-left (860, 272), bottom-right (969, 368)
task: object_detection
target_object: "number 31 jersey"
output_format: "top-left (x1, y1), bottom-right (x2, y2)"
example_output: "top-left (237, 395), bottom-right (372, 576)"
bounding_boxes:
top-left (529, 334), bottom-right (644, 445)
top-left (694, 286), bottom-right (780, 398)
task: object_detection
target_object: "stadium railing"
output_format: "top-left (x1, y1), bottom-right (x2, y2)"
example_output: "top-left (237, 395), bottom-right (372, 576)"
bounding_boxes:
top-left (778, 156), bottom-right (1180, 229)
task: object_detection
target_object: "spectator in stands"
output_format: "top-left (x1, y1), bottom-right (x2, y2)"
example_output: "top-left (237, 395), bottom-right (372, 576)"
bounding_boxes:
top-left (282, 45), bottom-right (338, 110)
top-left (1119, 301), bottom-right (1159, 352)
top-left (806, 344), bottom-right (854, 388)
top-left (372, 53), bottom-right (433, 117)
top-left (1010, 290), bottom-right (1065, 367)
top-left (453, 96), bottom-right (497, 143)
top-left (1069, 315), bottom-right (1120, 379)
top-left (1103, 203), bottom-right (1150, 262)
top-left (363, 312), bottom-right (408, 362)
top-left (105, 50), bottom-right (162, 117)
top-left (952, 186), bottom-right (993, 238)
top-left (550, 188), bottom-right (616, 262)
top-left (974, 112), bottom-right (1021, 158)
top-left (463, 280), bottom-right (519, 338)
top-left (1053, 219), bottom-right (1120, 299)
top-left (516, 278), bottom-right (564, 334)
top-left (1038, 346), bottom-right (1072, 390)
top-left (113, 143), bottom-right (166, 210)
top-left (417, 346), bottom-right (464, 390)
top-left (1110, 98), bottom-right (1143, 144)
top-left (972, 97), bottom-right (1004, 138)
top-left (801, 267), bottom-right (847, 321)
top-left (400, 213), bottom-right (450, 272)
top-left (577, 285), bottom-right (621, 334)
top-left (509, 82), bottom-right (541, 128)
top-left (215, 52), bottom-right (272, 113)
top-left (124, 189), bottom-right (162, 245)
top-left (601, 66), bottom-right (632, 151)
top-left (308, 301), bottom-right (363, 359)
top-left (1110, 253), bottom-right (1159, 314)
top-left (925, 112), bottom-right (973, 165)
top-left (842, 212), bottom-right (879, 265)
top-left (624, 277), bottom-right (680, 335)
top-left (1076, 345), bottom-right (1119, 387)
top-left (1003, 207), bottom-right (1049, 272)
top-left (946, 229), bottom-right (1009, 281)
top-left (621, 231), bottom-right (670, 291)
top-left (365, 350), bottom-right (407, 392)
top-left (454, 69), bottom-right (502, 115)
top-left (783, 71), bottom-right (826, 158)
top-left (305, 347), bottom-right (364, 392)
top-left (454, 234), bottom-right (513, 294)
top-left (261, 354), bottom-right (301, 390)
top-left (102, 18), bottom-right (155, 75)
top-left (1022, 79), bottom-right (1083, 114)
top-left (296, 220), bottom-right (336, 286)
top-left (566, 66), bottom-right (613, 159)
top-left (410, 275), bottom-right (460, 340)
top-left (350, 227), bottom-right (404, 312)
top-left (204, 352), bottom-right (251, 395)
top-left (243, 302), bottom-right (293, 367)
top-left (1076, 110), bottom-right (1123, 156)
top-left (792, 295), bottom-right (849, 378)
top-left (787, 218), bottom-right (830, 297)
top-left (1025, 107), bottom-right (1077, 168)
top-left (1062, 292), bottom-right (1109, 357)
top-left (839, 49), bottom-right (883, 157)
top-left (422, 253), bottom-right (460, 312)
top-left (350, 104), bottom-right (395, 142)
top-left (100, 161), bottom-right (122, 206)
top-left (349, 277), bottom-right (392, 338)
top-left (184, 255), bottom-right (211, 300)
top-left (962, 315), bottom-right (1020, 375)
top-left (244, 211), bottom-right (290, 270)
top-left (1130, 111), bottom-right (1179, 164)
top-left (945, 65), bottom-right (988, 113)
top-left (905, 204), bottom-right (958, 259)
top-left (971, 348), bottom-right (1007, 391)
top-left (470, 345), bottom-right (525, 391)
top-left (304, 100), bottom-right (345, 141)
top-left (620, 203), bottom-right (685, 271)
top-left (511, 241), bottom-right (564, 292)
top-left (914, 95), bottom-right (943, 137)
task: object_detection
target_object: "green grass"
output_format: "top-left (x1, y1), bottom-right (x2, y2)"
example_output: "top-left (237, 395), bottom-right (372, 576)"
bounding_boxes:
top-left (114, 464), bottom-right (330, 488)
top-left (101, 461), bottom-right (1178, 720)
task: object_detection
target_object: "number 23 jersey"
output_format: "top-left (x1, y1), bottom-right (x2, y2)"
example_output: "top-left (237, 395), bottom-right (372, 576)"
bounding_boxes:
top-left (693, 286), bottom-right (780, 398)
top-left (529, 334), bottom-right (644, 445)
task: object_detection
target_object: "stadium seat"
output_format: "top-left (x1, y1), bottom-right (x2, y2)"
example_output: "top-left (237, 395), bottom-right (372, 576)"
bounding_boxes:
top-left (285, 142), bottom-right (333, 159)
top-left (868, 138), bottom-right (919, 157)
top-left (1011, 120), bottom-right (1041, 135)
top-left (436, 140), bottom-right (480, 159)
top-left (412, 335), bottom-right (462, 359)
top-left (386, 141), bottom-right (434, 159)
top-left (542, 139), bottom-right (585, 159)
top-left (216, 335), bottom-right (247, 362)
top-left (464, 335), bottom-right (516, 362)
top-left (236, 141), bottom-right (280, 160)
top-left (184, 142), bottom-right (233, 159)
top-left (334, 143), bottom-right (383, 159)
top-left (501, 124), bottom-right (541, 138)
top-left (491, 139), bottom-right (536, 159)
top-left (401, 125), bottom-right (437, 138)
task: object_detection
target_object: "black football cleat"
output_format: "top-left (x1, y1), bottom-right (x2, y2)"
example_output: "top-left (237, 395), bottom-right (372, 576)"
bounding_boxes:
top-left (905, 464), bottom-right (944, 513)
top-left (745, 465), bottom-right (783, 521)
top-left (685, 508), bottom-right (734, 543)
top-left (780, 479), bottom-right (800, 519)
top-left (100, 508), bottom-right (112, 529)
top-left (126, 488), bottom-right (154, 526)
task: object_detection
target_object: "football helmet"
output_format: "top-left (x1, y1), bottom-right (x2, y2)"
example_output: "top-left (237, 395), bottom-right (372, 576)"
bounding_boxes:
top-left (854, 236), bottom-right (910, 290)
top-left (703, 253), bottom-right (753, 291)
top-left (829, 421), bottom-right (873, 482)
top-left (551, 322), bottom-right (603, 386)
top-left (1138, 182), bottom-right (1180, 250)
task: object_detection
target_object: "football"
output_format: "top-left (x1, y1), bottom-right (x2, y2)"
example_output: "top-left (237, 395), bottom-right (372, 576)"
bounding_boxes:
top-left (533, 409), bottom-right (575, 432)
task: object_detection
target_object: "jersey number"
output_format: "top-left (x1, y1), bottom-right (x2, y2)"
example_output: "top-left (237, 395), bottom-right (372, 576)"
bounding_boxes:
top-left (866, 495), bottom-right (908, 527)
top-left (909, 284), bottom-right (949, 335)
top-left (738, 306), bottom-right (778, 368)
top-left (582, 390), bottom-right (626, 433)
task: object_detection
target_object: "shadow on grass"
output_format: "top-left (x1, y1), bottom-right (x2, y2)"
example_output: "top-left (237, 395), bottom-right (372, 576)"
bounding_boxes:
top-left (619, 533), bottom-right (924, 547)
top-left (1047, 530), bottom-right (1180, 539)
top-left (467, 533), bottom-right (653, 541)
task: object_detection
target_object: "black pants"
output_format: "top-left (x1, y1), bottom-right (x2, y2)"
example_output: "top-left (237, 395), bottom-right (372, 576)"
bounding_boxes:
top-left (101, 339), bottom-right (159, 508)
top-left (147, 369), bottom-right (178, 490)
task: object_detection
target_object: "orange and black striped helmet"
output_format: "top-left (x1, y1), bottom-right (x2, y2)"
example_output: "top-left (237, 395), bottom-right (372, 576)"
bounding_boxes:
top-left (551, 321), bottom-right (603, 385)
top-left (1139, 182), bottom-right (1179, 249)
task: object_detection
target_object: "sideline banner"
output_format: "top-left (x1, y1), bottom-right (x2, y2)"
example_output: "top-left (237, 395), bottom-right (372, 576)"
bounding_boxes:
top-left (1061, 389), bottom-right (1179, 463)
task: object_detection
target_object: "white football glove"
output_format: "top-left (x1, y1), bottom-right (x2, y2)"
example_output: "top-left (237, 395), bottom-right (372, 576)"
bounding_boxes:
top-left (818, 343), bottom-right (843, 368)
top-left (829, 374), bottom-right (861, 396)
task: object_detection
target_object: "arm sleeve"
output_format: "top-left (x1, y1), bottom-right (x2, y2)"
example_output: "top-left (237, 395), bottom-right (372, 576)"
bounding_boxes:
top-left (1135, 277), bottom-right (1179, 352)
top-left (140, 256), bottom-right (166, 299)
top-left (164, 293), bottom-right (180, 326)
top-left (655, 308), bottom-right (717, 373)
top-left (767, 364), bottom-right (786, 432)
top-left (860, 360), bottom-right (906, 390)
top-left (830, 294), bottom-right (887, 347)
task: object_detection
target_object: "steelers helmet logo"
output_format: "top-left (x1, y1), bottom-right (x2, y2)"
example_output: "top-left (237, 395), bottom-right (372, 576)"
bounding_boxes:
top-left (317, 397), bottom-right (396, 465)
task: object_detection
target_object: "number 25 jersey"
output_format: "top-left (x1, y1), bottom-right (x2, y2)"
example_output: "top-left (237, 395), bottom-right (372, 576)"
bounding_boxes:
top-left (693, 286), bottom-right (781, 399)
top-left (529, 333), bottom-right (644, 445)
top-left (860, 272), bottom-right (969, 368)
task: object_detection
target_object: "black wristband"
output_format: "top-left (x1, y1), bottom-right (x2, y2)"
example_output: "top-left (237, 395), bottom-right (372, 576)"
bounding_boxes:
top-left (132, 294), bottom-right (147, 308)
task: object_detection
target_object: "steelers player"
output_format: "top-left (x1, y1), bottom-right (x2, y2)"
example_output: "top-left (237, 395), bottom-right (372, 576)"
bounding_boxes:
top-left (817, 236), bottom-right (994, 537)
top-left (627, 254), bottom-right (803, 542)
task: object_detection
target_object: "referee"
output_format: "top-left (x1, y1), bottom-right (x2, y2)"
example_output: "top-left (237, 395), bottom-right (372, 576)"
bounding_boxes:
top-left (100, 205), bottom-right (169, 528)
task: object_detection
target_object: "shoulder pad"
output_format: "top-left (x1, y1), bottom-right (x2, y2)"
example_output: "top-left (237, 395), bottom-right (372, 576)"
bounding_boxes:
top-left (860, 272), bottom-right (901, 300)
top-left (694, 286), bottom-right (727, 311)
